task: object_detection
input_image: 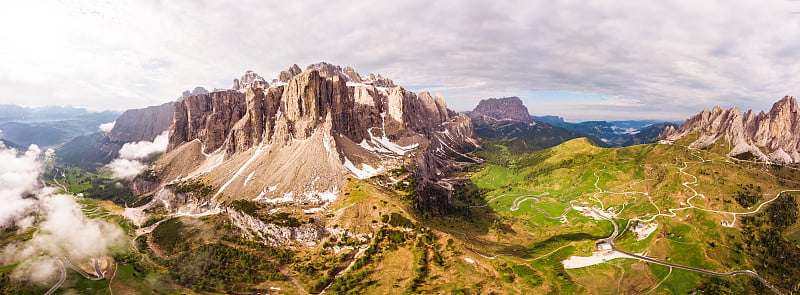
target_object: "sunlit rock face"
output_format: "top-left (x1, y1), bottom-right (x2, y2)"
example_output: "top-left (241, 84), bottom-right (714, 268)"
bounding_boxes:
top-left (660, 96), bottom-right (800, 164)
top-left (159, 63), bottom-right (477, 209)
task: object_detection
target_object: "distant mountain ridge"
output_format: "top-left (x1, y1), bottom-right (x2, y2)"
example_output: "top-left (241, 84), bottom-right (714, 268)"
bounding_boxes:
top-left (57, 102), bottom-right (175, 167)
top-left (659, 96), bottom-right (800, 164)
top-left (531, 115), bottom-right (677, 148)
top-left (0, 104), bottom-right (119, 123)
top-left (468, 97), bottom-right (605, 154)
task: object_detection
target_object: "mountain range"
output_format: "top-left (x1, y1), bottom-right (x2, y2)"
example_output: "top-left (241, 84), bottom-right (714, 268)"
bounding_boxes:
top-left (4, 62), bottom-right (800, 295)
top-left (0, 103), bottom-right (121, 148)
top-left (150, 62), bottom-right (477, 214)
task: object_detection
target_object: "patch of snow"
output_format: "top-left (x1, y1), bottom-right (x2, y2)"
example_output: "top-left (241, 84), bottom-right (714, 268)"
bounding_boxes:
top-left (314, 189), bottom-right (339, 203)
top-left (244, 172), bottom-right (255, 186)
top-left (187, 150), bottom-right (225, 178)
top-left (303, 208), bottom-right (325, 213)
top-left (214, 144), bottom-right (267, 198)
top-left (268, 186), bottom-right (277, 192)
top-left (297, 189), bottom-right (340, 204)
top-left (346, 82), bottom-right (370, 87)
top-left (464, 258), bottom-right (475, 264)
top-left (343, 157), bottom-right (379, 179)
top-left (258, 192), bottom-right (295, 204)
top-left (323, 133), bottom-right (332, 153)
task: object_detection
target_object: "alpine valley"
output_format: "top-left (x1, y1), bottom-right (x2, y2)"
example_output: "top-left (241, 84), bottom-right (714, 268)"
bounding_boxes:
top-left (2, 63), bottom-right (800, 295)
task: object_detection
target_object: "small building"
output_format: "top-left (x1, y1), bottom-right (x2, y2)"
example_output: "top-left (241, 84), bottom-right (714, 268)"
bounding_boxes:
top-left (596, 241), bottom-right (613, 251)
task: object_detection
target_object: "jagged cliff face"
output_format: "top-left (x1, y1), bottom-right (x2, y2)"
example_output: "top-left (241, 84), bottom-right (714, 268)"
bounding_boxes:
top-left (160, 63), bottom-right (477, 209)
top-left (469, 97), bottom-right (533, 124)
top-left (659, 96), bottom-right (800, 163)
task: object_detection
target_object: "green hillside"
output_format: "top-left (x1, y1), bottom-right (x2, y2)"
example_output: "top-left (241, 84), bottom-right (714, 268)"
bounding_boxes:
top-left (454, 136), bottom-right (800, 294)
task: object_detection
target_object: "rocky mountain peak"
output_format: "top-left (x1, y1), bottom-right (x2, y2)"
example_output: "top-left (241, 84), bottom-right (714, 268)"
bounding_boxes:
top-left (163, 63), bottom-right (477, 210)
top-left (277, 64), bottom-right (303, 83)
top-left (180, 86), bottom-right (209, 100)
top-left (659, 96), bottom-right (800, 164)
top-left (469, 96), bottom-right (533, 124)
top-left (769, 95), bottom-right (798, 117)
top-left (342, 66), bottom-right (362, 83)
top-left (306, 62), bottom-right (347, 80)
top-left (232, 70), bottom-right (269, 91)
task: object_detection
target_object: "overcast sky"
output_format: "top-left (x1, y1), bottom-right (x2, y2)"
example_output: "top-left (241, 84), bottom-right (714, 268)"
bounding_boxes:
top-left (1, 0), bottom-right (799, 121)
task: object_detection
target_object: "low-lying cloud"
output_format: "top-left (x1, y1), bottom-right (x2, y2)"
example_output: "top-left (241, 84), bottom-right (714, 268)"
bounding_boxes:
top-left (0, 143), bottom-right (126, 285)
top-left (106, 130), bottom-right (168, 180)
top-left (98, 120), bottom-right (116, 133)
top-left (118, 131), bottom-right (168, 160)
top-left (106, 158), bottom-right (147, 180)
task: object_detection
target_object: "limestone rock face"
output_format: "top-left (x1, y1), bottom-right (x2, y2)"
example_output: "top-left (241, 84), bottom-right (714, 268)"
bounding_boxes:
top-left (163, 63), bottom-right (477, 209)
top-left (306, 62), bottom-right (349, 81)
top-left (233, 70), bottom-right (269, 91)
top-left (169, 90), bottom-right (247, 153)
top-left (342, 66), bottom-right (362, 83)
top-left (108, 102), bottom-right (175, 143)
top-left (469, 97), bottom-right (534, 124)
top-left (659, 96), bottom-right (800, 163)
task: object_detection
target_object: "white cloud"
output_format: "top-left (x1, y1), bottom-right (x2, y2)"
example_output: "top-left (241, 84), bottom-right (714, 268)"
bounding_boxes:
top-left (106, 158), bottom-right (146, 180)
top-left (105, 130), bottom-right (168, 180)
top-left (0, 1), bottom-right (798, 120)
top-left (0, 144), bottom-right (125, 285)
top-left (118, 130), bottom-right (168, 160)
top-left (99, 120), bottom-right (116, 133)
top-left (0, 144), bottom-right (40, 227)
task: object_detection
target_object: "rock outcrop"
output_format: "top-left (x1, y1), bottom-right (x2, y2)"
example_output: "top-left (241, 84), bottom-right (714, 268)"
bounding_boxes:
top-left (277, 64), bottom-right (303, 83)
top-left (233, 70), bottom-right (269, 91)
top-left (161, 63), bottom-right (477, 210)
top-left (168, 90), bottom-right (247, 153)
top-left (469, 97), bottom-right (534, 124)
top-left (659, 96), bottom-right (800, 163)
